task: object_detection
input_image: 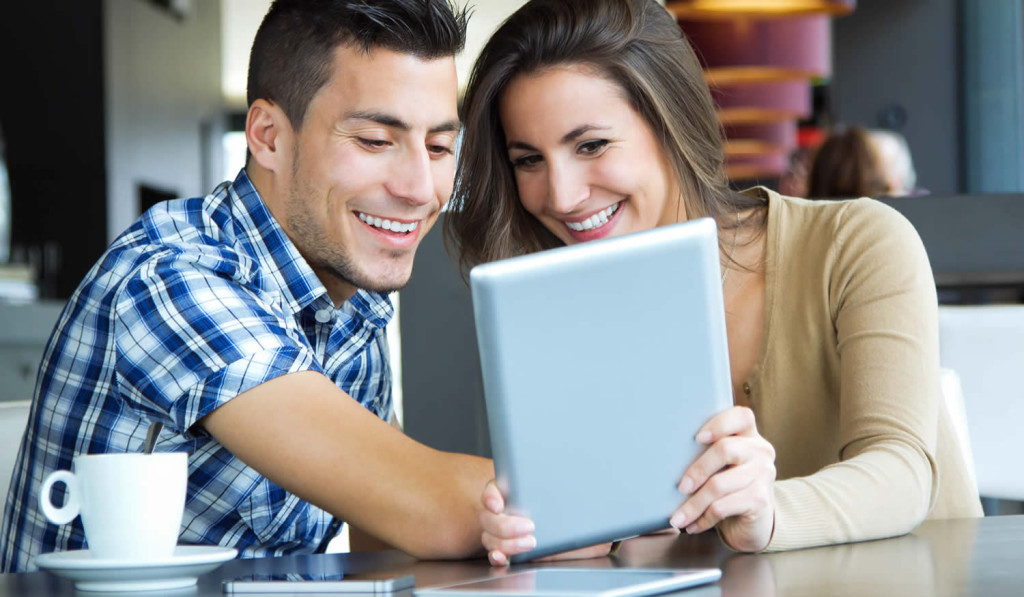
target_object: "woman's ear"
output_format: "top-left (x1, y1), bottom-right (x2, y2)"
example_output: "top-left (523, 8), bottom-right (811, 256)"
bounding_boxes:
top-left (246, 99), bottom-right (292, 173)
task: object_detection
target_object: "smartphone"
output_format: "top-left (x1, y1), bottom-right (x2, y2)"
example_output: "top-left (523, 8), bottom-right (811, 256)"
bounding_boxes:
top-left (223, 572), bottom-right (415, 594)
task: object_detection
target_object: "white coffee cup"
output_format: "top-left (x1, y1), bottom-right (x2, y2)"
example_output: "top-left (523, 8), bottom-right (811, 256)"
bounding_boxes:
top-left (39, 452), bottom-right (187, 561)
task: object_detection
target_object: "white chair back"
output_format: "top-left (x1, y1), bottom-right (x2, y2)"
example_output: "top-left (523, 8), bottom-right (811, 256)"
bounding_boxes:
top-left (939, 368), bottom-right (978, 493)
top-left (938, 305), bottom-right (1024, 501)
top-left (0, 400), bottom-right (31, 504)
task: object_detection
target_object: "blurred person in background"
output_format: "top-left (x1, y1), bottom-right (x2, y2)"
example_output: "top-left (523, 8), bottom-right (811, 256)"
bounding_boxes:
top-left (869, 128), bottom-right (920, 196)
top-left (807, 126), bottom-right (889, 198)
top-left (807, 126), bottom-right (920, 198)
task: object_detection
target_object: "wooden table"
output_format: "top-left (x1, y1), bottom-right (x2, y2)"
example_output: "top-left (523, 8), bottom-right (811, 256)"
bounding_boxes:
top-left (2, 515), bottom-right (1020, 596)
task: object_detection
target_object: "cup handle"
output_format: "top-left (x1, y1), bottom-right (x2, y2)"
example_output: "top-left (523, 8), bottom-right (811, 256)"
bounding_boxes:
top-left (39, 470), bottom-right (80, 525)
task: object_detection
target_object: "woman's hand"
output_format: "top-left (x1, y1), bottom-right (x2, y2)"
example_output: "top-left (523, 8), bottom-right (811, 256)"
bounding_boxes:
top-left (480, 481), bottom-right (537, 566)
top-left (669, 406), bottom-right (777, 552)
top-left (479, 481), bottom-right (614, 566)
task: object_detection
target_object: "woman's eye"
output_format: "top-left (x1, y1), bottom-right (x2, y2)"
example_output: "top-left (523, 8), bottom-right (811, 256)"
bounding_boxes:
top-left (579, 139), bottom-right (609, 155)
top-left (512, 154), bottom-right (543, 169)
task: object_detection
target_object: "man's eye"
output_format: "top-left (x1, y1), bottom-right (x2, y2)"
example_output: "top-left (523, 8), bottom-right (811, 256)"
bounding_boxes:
top-left (579, 139), bottom-right (609, 155)
top-left (512, 154), bottom-right (543, 169)
top-left (358, 138), bottom-right (391, 149)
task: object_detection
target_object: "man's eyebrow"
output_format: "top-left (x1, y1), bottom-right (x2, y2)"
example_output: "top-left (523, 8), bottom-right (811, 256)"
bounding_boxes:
top-left (429, 120), bottom-right (462, 135)
top-left (345, 111), bottom-right (461, 135)
top-left (346, 110), bottom-right (409, 131)
top-left (507, 124), bottom-right (611, 151)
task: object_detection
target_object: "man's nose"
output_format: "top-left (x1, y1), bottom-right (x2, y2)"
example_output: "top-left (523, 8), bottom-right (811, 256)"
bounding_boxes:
top-left (389, 146), bottom-right (436, 206)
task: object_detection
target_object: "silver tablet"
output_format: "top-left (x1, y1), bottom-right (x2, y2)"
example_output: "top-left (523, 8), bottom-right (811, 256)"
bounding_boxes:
top-left (414, 568), bottom-right (721, 597)
top-left (470, 218), bottom-right (733, 563)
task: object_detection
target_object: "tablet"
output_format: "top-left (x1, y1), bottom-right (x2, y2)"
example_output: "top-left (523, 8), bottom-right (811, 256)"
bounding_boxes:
top-left (471, 218), bottom-right (733, 562)
top-left (414, 568), bottom-right (721, 597)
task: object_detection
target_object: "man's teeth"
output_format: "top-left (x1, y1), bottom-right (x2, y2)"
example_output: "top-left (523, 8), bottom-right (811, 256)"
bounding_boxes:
top-left (358, 213), bottom-right (419, 233)
top-left (565, 202), bottom-right (620, 232)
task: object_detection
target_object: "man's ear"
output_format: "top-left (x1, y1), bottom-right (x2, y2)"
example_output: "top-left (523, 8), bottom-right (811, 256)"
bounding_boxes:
top-left (246, 99), bottom-right (292, 173)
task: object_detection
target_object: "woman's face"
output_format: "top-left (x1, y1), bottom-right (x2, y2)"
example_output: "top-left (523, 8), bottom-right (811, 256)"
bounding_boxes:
top-left (498, 64), bottom-right (682, 245)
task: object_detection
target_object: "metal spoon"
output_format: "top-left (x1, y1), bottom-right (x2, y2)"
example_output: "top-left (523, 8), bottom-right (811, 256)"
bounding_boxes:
top-left (142, 421), bottom-right (163, 454)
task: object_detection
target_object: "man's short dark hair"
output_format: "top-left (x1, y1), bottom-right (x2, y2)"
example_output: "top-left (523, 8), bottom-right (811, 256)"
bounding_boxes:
top-left (247, 0), bottom-right (469, 130)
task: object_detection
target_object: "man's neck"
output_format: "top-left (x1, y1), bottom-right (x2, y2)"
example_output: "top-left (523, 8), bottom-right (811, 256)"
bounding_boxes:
top-left (245, 164), bottom-right (358, 307)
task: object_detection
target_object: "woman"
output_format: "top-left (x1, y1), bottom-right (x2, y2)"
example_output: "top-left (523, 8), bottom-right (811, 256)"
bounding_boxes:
top-left (448, 0), bottom-right (982, 565)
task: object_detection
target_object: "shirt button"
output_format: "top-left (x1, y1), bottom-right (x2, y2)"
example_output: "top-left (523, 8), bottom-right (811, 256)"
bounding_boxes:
top-left (743, 382), bottom-right (751, 395)
top-left (314, 309), bottom-right (332, 323)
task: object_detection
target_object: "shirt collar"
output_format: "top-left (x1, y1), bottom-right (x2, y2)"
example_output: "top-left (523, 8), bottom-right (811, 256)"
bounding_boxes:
top-left (226, 169), bottom-right (394, 329)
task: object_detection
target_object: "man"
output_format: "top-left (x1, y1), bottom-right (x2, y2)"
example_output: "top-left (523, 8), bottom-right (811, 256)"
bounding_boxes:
top-left (1, 0), bottom-right (495, 572)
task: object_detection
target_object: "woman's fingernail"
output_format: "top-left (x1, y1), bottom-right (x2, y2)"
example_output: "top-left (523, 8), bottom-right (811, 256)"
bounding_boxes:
top-left (696, 430), bottom-right (712, 443)
top-left (486, 498), bottom-right (502, 513)
top-left (679, 477), bottom-right (694, 494)
top-left (670, 514), bottom-right (686, 529)
top-left (686, 524), bottom-right (698, 535)
top-left (517, 536), bottom-right (537, 550)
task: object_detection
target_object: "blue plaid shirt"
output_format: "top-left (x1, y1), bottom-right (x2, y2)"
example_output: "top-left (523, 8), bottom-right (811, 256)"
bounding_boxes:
top-left (1, 170), bottom-right (394, 572)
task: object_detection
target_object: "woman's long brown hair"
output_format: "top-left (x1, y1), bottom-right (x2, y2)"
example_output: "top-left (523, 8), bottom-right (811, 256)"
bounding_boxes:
top-left (446, 0), bottom-right (766, 275)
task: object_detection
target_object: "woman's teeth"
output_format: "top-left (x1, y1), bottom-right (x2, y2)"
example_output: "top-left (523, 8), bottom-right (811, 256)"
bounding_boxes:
top-left (358, 213), bottom-right (419, 233)
top-left (565, 202), bottom-right (620, 232)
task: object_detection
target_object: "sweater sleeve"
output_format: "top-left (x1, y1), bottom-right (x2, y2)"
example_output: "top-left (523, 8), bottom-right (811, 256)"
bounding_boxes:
top-left (767, 199), bottom-right (940, 551)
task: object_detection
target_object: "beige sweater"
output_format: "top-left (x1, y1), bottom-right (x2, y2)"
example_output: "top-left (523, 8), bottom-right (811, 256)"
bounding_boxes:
top-left (744, 189), bottom-right (983, 552)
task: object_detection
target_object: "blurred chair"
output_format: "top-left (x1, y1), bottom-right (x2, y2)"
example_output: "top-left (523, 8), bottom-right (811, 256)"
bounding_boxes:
top-left (938, 368), bottom-right (978, 493)
top-left (938, 305), bottom-right (1024, 502)
top-left (0, 400), bottom-right (31, 502)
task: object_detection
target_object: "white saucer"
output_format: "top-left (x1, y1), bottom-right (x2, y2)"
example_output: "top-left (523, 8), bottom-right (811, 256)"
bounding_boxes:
top-left (34, 545), bottom-right (237, 592)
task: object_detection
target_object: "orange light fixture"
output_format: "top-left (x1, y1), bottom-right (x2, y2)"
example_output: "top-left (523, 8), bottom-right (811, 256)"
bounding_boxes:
top-left (722, 121), bottom-right (797, 181)
top-left (724, 154), bottom-right (790, 182)
top-left (680, 17), bottom-right (832, 84)
top-left (672, 1), bottom-right (854, 182)
top-left (667, 0), bottom-right (854, 19)
top-left (712, 81), bottom-right (812, 124)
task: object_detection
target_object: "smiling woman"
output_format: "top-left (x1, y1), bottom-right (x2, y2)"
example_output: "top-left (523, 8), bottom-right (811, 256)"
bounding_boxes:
top-left (447, 0), bottom-right (982, 566)
top-left (499, 66), bottom-right (679, 245)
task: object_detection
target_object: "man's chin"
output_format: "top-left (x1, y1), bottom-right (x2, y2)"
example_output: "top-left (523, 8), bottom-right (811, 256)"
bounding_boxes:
top-left (336, 267), bottom-right (413, 296)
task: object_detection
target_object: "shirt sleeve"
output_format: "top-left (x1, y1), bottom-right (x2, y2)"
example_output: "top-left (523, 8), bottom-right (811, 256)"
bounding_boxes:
top-left (111, 248), bottom-right (319, 437)
top-left (767, 199), bottom-right (940, 551)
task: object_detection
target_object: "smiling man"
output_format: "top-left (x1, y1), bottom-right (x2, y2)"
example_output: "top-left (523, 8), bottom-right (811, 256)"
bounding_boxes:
top-left (1, 0), bottom-right (494, 572)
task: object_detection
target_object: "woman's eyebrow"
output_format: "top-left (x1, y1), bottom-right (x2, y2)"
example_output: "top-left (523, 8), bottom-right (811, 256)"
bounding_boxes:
top-left (507, 124), bottom-right (611, 151)
top-left (560, 124), bottom-right (610, 144)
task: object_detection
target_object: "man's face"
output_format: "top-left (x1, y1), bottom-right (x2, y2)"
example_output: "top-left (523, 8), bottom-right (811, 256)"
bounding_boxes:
top-left (280, 45), bottom-right (459, 302)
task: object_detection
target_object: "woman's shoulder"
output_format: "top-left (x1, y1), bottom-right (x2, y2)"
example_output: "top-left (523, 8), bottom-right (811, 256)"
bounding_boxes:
top-left (754, 188), bottom-right (921, 251)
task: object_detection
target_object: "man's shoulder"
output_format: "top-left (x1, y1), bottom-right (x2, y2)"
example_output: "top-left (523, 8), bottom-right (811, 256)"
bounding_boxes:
top-left (116, 188), bottom-right (257, 273)
top-left (126, 186), bottom-right (239, 250)
top-left (60, 187), bottom-right (270, 326)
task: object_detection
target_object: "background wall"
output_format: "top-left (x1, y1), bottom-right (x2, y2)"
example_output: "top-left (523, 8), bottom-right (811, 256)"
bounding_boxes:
top-left (104, 0), bottom-right (225, 241)
top-left (0, 1), bottom-right (108, 298)
top-left (400, 217), bottom-right (490, 456)
top-left (831, 0), bottom-right (962, 195)
top-left (454, 0), bottom-right (528, 94)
